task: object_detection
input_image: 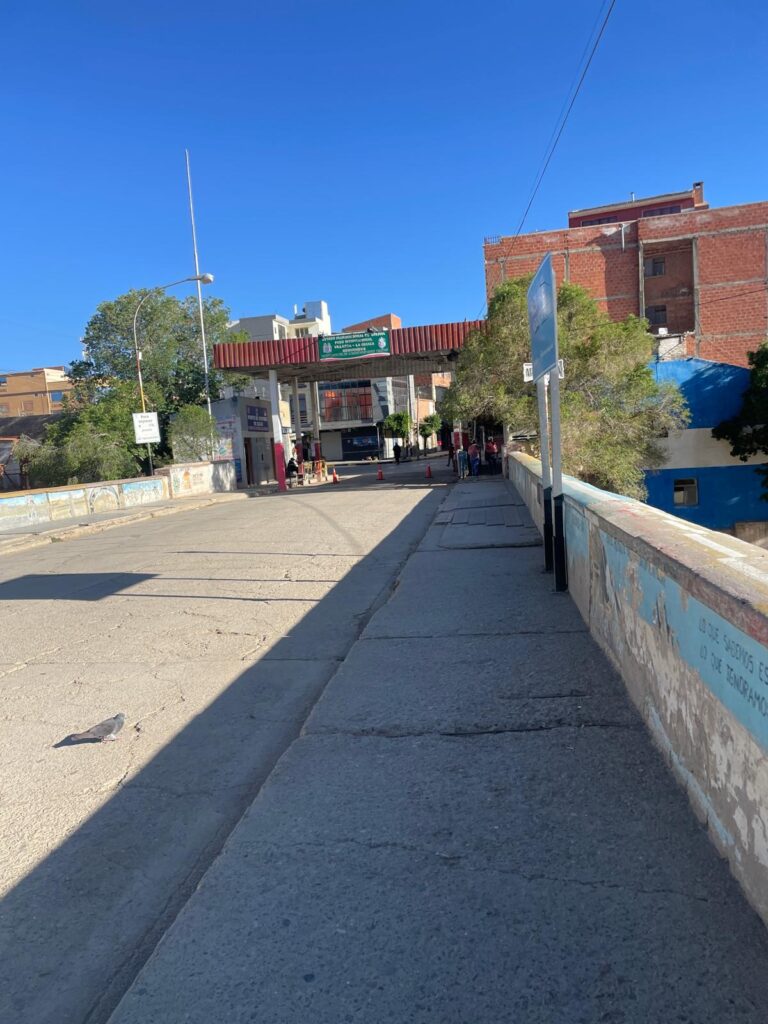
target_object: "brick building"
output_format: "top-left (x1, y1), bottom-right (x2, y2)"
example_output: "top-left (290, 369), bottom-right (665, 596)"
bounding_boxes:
top-left (0, 367), bottom-right (73, 417)
top-left (484, 183), bottom-right (768, 366)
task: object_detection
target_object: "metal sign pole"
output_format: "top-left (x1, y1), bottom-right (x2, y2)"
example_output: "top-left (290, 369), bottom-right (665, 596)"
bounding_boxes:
top-left (536, 376), bottom-right (554, 572)
top-left (549, 370), bottom-right (568, 591)
top-left (527, 253), bottom-right (567, 591)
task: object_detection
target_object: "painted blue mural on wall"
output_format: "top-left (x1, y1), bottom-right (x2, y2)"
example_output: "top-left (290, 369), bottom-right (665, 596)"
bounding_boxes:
top-left (599, 522), bottom-right (768, 754)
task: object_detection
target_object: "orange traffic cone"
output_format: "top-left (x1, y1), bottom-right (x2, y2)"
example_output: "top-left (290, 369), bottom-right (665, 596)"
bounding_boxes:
top-left (332, 467), bottom-right (339, 484)
top-left (377, 464), bottom-right (384, 481)
top-left (425, 463), bottom-right (432, 480)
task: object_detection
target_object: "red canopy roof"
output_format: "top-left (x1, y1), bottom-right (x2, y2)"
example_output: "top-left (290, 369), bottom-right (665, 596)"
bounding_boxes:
top-left (213, 320), bottom-right (484, 382)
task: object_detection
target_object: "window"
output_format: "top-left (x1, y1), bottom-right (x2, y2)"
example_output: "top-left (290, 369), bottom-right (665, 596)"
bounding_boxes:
top-left (0, 376), bottom-right (6, 388)
top-left (645, 305), bottom-right (667, 327)
top-left (642, 205), bottom-right (682, 217)
top-left (50, 390), bottom-right (64, 403)
top-left (319, 381), bottom-right (374, 423)
top-left (580, 215), bottom-right (618, 226)
top-left (21, 400), bottom-right (34, 412)
top-left (673, 478), bottom-right (698, 507)
top-left (0, 404), bottom-right (8, 414)
top-left (644, 256), bottom-right (666, 277)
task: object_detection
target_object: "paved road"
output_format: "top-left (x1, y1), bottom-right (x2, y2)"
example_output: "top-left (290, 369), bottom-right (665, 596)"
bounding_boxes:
top-left (107, 478), bottom-right (768, 1024)
top-left (0, 461), bottom-right (448, 1024)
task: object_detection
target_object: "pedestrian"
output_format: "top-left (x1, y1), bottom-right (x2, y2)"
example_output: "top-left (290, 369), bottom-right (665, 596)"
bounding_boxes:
top-left (446, 441), bottom-right (455, 467)
top-left (457, 446), bottom-right (469, 479)
top-left (393, 442), bottom-right (401, 465)
top-left (285, 456), bottom-right (299, 488)
top-left (468, 439), bottom-right (481, 478)
top-left (485, 436), bottom-right (498, 474)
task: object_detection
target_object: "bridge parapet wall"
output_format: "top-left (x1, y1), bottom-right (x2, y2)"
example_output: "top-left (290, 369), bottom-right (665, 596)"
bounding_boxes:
top-left (509, 452), bottom-right (768, 925)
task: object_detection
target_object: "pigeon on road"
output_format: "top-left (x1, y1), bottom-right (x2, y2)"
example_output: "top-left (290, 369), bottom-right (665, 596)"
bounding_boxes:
top-left (68, 713), bottom-right (126, 743)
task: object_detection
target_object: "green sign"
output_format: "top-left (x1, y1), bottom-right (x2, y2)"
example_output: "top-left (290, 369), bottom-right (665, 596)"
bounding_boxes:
top-left (319, 331), bottom-right (390, 361)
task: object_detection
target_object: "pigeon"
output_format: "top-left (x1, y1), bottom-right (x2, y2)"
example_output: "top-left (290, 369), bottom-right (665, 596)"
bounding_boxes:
top-left (68, 713), bottom-right (126, 743)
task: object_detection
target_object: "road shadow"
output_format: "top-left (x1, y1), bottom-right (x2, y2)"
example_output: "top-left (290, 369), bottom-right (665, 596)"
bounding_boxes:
top-left (0, 485), bottom-right (446, 1024)
top-left (0, 573), bottom-right (157, 601)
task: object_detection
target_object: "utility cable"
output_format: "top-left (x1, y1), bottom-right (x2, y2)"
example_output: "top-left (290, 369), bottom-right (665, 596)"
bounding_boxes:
top-left (477, 0), bottom-right (618, 319)
top-left (513, 0), bottom-right (618, 239)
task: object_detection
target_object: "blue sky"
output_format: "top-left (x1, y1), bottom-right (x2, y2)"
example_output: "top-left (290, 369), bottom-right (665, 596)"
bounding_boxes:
top-left (1, 0), bottom-right (766, 372)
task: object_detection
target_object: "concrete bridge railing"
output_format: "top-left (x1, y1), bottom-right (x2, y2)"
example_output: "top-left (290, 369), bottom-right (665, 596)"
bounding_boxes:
top-left (0, 460), bottom-right (236, 534)
top-left (509, 452), bottom-right (768, 926)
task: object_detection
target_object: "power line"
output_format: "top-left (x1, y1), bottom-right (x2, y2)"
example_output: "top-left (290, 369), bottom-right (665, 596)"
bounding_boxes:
top-left (477, 0), bottom-right (618, 320)
top-left (513, 0), bottom-right (617, 239)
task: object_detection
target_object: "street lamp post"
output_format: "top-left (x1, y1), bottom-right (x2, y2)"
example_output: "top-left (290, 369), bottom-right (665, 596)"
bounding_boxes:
top-left (185, 151), bottom-right (213, 416)
top-left (131, 273), bottom-right (214, 473)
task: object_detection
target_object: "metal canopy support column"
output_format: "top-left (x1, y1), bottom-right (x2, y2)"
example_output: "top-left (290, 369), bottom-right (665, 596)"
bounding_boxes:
top-left (291, 377), bottom-right (301, 452)
top-left (268, 370), bottom-right (287, 493)
top-left (292, 377), bottom-right (303, 482)
top-left (311, 381), bottom-right (322, 460)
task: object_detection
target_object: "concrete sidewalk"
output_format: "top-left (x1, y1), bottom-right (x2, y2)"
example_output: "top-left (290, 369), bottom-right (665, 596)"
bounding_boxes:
top-left (108, 479), bottom-right (768, 1023)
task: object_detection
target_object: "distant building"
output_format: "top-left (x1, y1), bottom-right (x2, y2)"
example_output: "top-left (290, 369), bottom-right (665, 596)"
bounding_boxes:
top-left (230, 301), bottom-right (332, 342)
top-left (0, 367), bottom-right (73, 417)
top-left (484, 182), bottom-right (768, 367)
top-left (224, 303), bottom-right (449, 465)
top-left (0, 413), bottom-right (62, 490)
top-left (645, 358), bottom-right (766, 535)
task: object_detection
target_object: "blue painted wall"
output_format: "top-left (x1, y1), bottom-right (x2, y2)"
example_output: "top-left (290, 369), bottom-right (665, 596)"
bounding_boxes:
top-left (646, 464), bottom-right (766, 528)
top-left (651, 358), bottom-right (749, 428)
top-left (644, 359), bottom-right (766, 528)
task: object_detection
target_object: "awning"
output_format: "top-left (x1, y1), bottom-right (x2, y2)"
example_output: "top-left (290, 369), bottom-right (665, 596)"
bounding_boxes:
top-left (213, 320), bottom-right (484, 383)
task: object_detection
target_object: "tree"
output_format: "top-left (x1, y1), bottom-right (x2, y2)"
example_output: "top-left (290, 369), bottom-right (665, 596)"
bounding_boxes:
top-left (23, 381), bottom-right (143, 486)
top-left (440, 277), bottom-right (689, 499)
top-left (26, 288), bottom-right (247, 485)
top-left (383, 411), bottom-right (412, 443)
top-left (76, 291), bottom-right (235, 409)
top-left (169, 405), bottom-right (218, 462)
top-left (712, 342), bottom-right (768, 497)
top-left (418, 413), bottom-right (443, 453)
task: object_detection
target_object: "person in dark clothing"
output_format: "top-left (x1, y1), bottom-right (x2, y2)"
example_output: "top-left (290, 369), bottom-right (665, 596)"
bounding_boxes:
top-left (485, 437), bottom-right (499, 474)
top-left (446, 442), bottom-right (455, 467)
top-left (393, 442), bottom-right (401, 465)
top-left (285, 457), bottom-right (299, 488)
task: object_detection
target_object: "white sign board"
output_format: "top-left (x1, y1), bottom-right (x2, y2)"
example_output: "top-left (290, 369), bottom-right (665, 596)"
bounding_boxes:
top-left (132, 412), bottom-right (161, 444)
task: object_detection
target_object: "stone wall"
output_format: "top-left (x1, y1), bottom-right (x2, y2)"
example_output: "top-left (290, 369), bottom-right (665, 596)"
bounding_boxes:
top-left (508, 452), bottom-right (768, 926)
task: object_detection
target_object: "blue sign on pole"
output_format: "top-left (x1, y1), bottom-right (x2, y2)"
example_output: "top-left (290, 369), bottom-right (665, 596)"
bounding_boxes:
top-left (527, 253), bottom-right (558, 381)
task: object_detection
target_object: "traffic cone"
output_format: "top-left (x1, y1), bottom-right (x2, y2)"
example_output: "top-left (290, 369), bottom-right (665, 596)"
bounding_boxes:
top-left (425, 463), bottom-right (432, 480)
top-left (332, 467), bottom-right (339, 484)
top-left (377, 464), bottom-right (384, 481)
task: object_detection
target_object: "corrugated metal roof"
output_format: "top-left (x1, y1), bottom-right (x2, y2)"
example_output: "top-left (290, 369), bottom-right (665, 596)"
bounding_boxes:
top-left (213, 320), bottom-right (484, 381)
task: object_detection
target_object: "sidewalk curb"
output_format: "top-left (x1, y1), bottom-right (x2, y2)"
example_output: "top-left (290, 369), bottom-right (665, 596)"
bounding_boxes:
top-left (0, 491), bottom-right (253, 558)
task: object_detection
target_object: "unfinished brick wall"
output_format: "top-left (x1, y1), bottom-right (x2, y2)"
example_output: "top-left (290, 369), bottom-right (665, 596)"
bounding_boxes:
top-left (485, 201), bottom-right (768, 366)
top-left (484, 222), bottom-right (640, 321)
